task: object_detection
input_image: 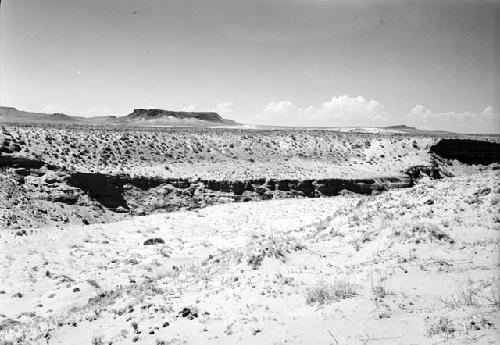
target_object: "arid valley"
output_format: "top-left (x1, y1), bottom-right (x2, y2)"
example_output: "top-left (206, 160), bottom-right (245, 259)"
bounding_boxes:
top-left (0, 115), bottom-right (499, 345)
top-left (2, 1), bottom-right (499, 344)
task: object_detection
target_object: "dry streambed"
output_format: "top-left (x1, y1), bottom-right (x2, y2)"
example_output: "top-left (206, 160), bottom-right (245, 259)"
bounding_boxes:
top-left (1, 169), bottom-right (499, 345)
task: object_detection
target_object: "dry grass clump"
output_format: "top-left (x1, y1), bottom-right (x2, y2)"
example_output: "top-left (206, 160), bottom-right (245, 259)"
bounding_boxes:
top-left (441, 277), bottom-right (500, 309)
top-left (305, 280), bottom-right (358, 305)
top-left (245, 235), bottom-right (306, 270)
top-left (394, 223), bottom-right (454, 244)
top-left (425, 315), bottom-right (456, 337)
top-left (487, 279), bottom-right (500, 308)
top-left (91, 335), bottom-right (104, 345)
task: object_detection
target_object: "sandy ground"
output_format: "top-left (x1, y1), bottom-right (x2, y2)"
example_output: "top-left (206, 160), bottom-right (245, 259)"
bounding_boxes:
top-left (1, 168), bottom-right (499, 344)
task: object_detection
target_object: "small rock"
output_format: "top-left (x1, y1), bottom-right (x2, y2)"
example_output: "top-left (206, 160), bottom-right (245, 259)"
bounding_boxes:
top-left (144, 238), bottom-right (165, 245)
top-left (179, 307), bottom-right (198, 320)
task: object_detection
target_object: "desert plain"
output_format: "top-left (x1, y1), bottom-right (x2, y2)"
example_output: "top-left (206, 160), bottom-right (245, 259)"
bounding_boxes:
top-left (0, 122), bottom-right (499, 345)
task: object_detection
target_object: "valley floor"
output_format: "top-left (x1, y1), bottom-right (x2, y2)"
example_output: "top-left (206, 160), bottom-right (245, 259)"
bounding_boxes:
top-left (1, 169), bottom-right (499, 345)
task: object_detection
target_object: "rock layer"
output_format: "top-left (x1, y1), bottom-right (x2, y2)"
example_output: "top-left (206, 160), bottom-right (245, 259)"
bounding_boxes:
top-left (430, 139), bottom-right (500, 165)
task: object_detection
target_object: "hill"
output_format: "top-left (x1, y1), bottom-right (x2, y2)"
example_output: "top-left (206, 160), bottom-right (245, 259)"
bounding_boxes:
top-left (0, 106), bottom-right (238, 127)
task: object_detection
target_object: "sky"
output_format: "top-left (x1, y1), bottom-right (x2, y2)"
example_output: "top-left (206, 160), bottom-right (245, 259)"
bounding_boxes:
top-left (0, 0), bottom-right (499, 133)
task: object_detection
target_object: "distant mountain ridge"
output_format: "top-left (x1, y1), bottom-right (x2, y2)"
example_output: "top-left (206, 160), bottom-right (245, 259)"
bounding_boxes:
top-left (0, 106), bottom-right (239, 127)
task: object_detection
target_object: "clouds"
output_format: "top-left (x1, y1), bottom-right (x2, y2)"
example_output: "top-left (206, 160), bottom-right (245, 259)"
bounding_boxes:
top-left (180, 102), bottom-right (233, 117)
top-left (181, 104), bottom-right (196, 112)
top-left (213, 102), bottom-right (233, 116)
top-left (257, 95), bottom-right (499, 133)
top-left (178, 97), bottom-right (498, 134)
top-left (406, 105), bottom-right (499, 134)
top-left (43, 104), bottom-right (69, 114)
top-left (260, 95), bottom-right (389, 127)
top-left (263, 101), bottom-right (298, 115)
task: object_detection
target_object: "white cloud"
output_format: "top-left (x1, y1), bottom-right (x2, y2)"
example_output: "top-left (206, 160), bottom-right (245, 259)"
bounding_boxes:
top-left (259, 95), bottom-right (388, 127)
top-left (43, 104), bottom-right (68, 114)
top-left (181, 104), bottom-right (196, 112)
top-left (213, 102), bottom-right (233, 116)
top-left (256, 96), bottom-right (499, 133)
top-left (406, 105), bottom-right (499, 134)
top-left (263, 101), bottom-right (299, 115)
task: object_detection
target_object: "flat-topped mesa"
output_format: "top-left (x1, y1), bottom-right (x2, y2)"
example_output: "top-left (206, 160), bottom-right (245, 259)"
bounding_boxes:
top-left (125, 109), bottom-right (225, 123)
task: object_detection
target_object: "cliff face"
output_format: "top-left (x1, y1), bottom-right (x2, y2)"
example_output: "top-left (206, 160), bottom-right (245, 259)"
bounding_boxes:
top-left (66, 173), bottom-right (416, 215)
top-left (1, 150), bottom-right (439, 228)
top-left (430, 139), bottom-right (500, 165)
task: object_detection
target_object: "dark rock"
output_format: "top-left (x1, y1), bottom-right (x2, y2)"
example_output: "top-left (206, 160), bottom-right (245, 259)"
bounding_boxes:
top-left (15, 229), bottom-right (27, 236)
top-left (179, 307), bottom-right (198, 320)
top-left (430, 139), bottom-right (500, 165)
top-left (144, 238), bottom-right (165, 245)
top-left (231, 181), bottom-right (246, 195)
top-left (67, 172), bottom-right (128, 209)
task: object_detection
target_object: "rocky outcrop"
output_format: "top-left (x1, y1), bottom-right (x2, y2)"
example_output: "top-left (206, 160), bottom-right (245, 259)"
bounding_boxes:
top-left (405, 165), bottom-right (445, 180)
top-left (0, 155), bottom-right (56, 170)
top-left (66, 173), bottom-right (414, 214)
top-left (67, 173), bottom-right (128, 209)
top-left (430, 139), bottom-right (500, 165)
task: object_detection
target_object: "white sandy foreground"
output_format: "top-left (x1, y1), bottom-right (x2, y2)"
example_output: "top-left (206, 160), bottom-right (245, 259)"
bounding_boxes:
top-left (1, 170), bottom-right (499, 345)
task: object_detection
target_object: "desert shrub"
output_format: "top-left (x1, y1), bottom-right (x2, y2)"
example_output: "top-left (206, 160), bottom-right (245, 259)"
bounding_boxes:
top-left (456, 278), bottom-right (482, 306)
top-left (441, 277), bottom-right (498, 308)
top-left (463, 315), bottom-right (495, 332)
top-left (395, 223), bottom-right (454, 244)
top-left (425, 316), bottom-right (456, 337)
top-left (305, 280), bottom-right (358, 305)
top-left (91, 335), bottom-right (104, 345)
top-left (245, 235), bottom-right (305, 270)
top-left (489, 279), bottom-right (500, 308)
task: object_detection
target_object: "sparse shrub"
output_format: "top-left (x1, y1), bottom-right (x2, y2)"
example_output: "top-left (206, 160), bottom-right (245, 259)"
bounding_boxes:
top-left (305, 280), bottom-right (358, 305)
top-left (464, 315), bottom-right (494, 332)
top-left (395, 223), bottom-right (454, 244)
top-left (442, 277), bottom-right (496, 308)
top-left (457, 278), bottom-right (481, 306)
top-left (483, 278), bottom-right (500, 309)
top-left (425, 316), bottom-right (456, 337)
top-left (245, 235), bottom-right (305, 269)
top-left (87, 279), bottom-right (105, 296)
top-left (91, 335), bottom-right (104, 345)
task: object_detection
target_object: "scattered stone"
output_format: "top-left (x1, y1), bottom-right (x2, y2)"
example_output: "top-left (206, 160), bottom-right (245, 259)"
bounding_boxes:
top-left (179, 307), bottom-right (198, 320)
top-left (15, 229), bottom-right (27, 236)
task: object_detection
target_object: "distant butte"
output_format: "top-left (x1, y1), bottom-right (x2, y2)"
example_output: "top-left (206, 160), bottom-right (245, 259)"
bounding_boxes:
top-left (0, 106), bottom-right (239, 127)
